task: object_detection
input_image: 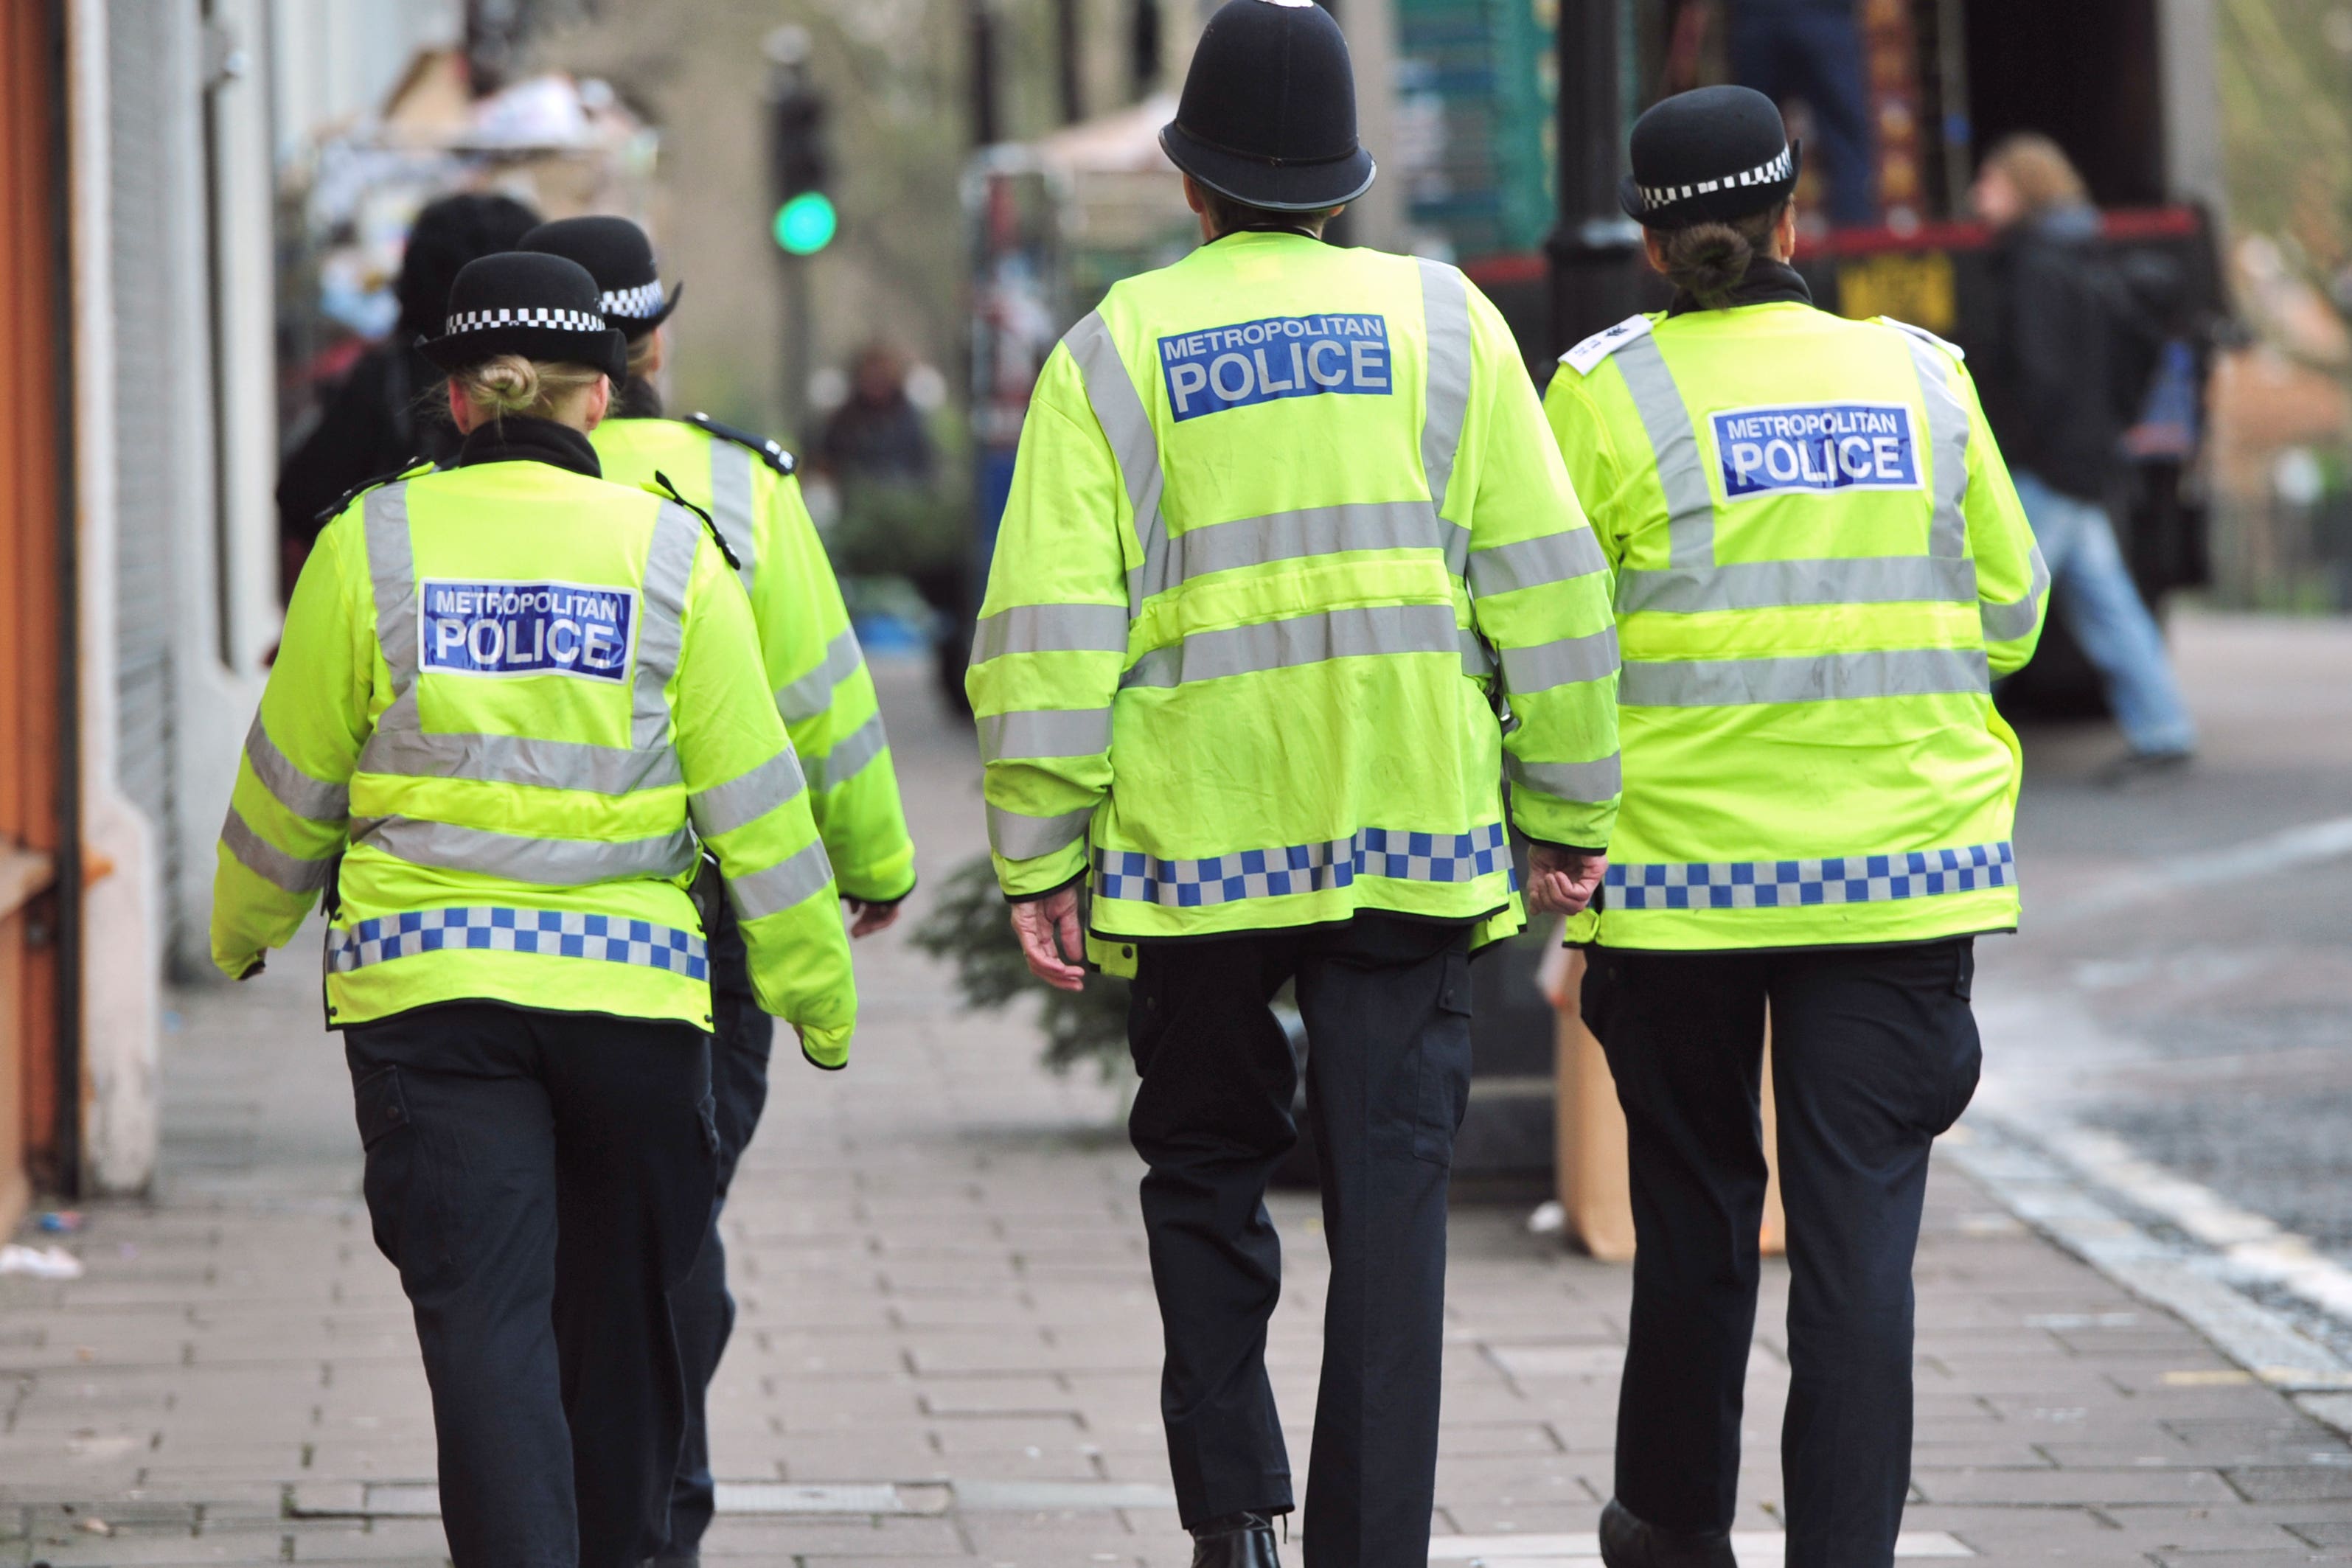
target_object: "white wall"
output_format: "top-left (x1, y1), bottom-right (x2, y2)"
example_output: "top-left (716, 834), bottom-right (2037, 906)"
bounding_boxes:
top-left (270, 0), bottom-right (463, 158)
top-left (72, 0), bottom-right (161, 1194)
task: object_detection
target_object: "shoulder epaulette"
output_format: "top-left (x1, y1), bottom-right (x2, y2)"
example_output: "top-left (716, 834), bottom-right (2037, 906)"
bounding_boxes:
top-left (646, 468), bottom-right (742, 574)
top-left (313, 457), bottom-right (436, 527)
top-left (1560, 314), bottom-right (1657, 378)
top-left (684, 411), bottom-right (797, 476)
top-left (1876, 316), bottom-right (1966, 363)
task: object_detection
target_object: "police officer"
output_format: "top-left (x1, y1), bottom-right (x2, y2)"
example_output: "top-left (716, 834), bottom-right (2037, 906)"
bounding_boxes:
top-left (973, 5), bottom-right (1620, 1563)
top-left (517, 213), bottom-right (918, 1565)
top-left (1537, 88), bottom-right (2048, 1568)
top-left (211, 251), bottom-right (857, 1568)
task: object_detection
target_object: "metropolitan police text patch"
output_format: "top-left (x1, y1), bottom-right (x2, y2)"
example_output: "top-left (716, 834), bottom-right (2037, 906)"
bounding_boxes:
top-left (1159, 314), bottom-right (1391, 422)
top-left (420, 579), bottom-right (636, 683)
top-left (1711, 403), bottom-right (1921, 501)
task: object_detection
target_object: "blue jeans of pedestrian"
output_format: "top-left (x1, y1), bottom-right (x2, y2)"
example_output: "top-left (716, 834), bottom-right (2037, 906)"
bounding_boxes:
top-left (1730, 5), bottom-right (1876, 228)
top-left (2012, 469), bottom-right (2199, 756)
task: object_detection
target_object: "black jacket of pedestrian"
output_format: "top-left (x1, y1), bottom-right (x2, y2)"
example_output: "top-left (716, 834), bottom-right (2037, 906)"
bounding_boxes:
top-left (275, 341), bottom-right (460, 548)
top-left (1975, 204), bottom-right (2132, 503)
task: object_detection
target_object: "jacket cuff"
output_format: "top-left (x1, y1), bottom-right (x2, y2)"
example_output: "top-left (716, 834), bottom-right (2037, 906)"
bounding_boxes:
top-left (1006, 871), bottom-right (1085, 905)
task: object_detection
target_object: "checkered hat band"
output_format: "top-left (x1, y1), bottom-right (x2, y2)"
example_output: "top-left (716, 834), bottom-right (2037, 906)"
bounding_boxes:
top-left (1093, 823), bottom-right (1511, 910)
top-left (1604, 841), bottom-right (2014, 912)
top-left (1638, 146), bottom-right (1794, 212)
top-left (601, 282), bottom-right (664, 319)
top-left (326, 905), bottom-right (708, 983)
top-left (442, 306), bottom-right (610, 335)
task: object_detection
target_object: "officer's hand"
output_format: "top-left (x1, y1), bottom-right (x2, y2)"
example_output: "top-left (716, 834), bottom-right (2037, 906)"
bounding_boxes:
top-left (1009, 887), bottom-right (1087, 992)
top-left (846, 897), bottom-right (902, 938)
top-left (1526, 846), bottom-right (1607, 917)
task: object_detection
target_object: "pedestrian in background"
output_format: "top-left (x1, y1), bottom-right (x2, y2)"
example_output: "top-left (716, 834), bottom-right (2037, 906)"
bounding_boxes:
top-left (1729, 0), bottom-right (1876, 228)
top-left (519, 213), bottom-right (916, 1567)
top-left (212, 251), bottom-right (857, 1567)
top-left (1541, 87), bottom-right (2047, 1568)
top-left (274, 192), bottom-right (540, 586)
top-left (1973, 132), bottom-right (2199, 776)
top-left (972, 3), bottom-right (1620, 1562)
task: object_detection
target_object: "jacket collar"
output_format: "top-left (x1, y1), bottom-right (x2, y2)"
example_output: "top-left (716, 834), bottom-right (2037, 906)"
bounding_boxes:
top-left (453, 415), bottom-right (602, 478)
top-left (1666, 257), bottom-right (1815, 317)
top-left (614, 374), bottom-right (665, 420)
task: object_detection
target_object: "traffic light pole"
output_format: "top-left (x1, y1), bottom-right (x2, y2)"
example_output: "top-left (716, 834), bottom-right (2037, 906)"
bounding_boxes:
top-left (782, 256), bottom-right (812, 442)
top-left (1547, 0), bottom-right (1646, 354)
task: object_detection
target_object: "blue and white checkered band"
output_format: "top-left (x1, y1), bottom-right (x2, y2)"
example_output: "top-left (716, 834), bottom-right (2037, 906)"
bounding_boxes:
top-left (442, 305), bottom-right (610, 335)
top-left (600, 282), bottom-right (665, 320)
top-left (327, 905), bottom-right (709, 980)
top-left (1095, 823), bottom-right (1511, 908)
top-left (1638, 145), bottom-right (1795, 214)
top-left (1604, 842), bottom-right (2014, 912)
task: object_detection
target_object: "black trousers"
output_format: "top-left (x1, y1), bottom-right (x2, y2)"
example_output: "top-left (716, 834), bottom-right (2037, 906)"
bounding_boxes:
top-left (1579, 940), bottom-right (1983, 1568)
top-left (345, 1003), bottom-right (718, 1568)
top-left (1127, 913), bottom-right (1475, 1568)
top-left (664, 900), bottom-right (776, 1560)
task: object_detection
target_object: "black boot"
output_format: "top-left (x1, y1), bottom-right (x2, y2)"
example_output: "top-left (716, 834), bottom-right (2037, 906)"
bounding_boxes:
top-left (1190, 1510), bottom-right (1281, 1568)
top-left (1598, 1498), bottom-right (1737, 1568)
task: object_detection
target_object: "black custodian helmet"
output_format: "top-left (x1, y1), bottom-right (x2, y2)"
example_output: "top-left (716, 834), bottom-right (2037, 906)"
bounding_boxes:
top-left (1159, 0), bottom-right (1377, 213)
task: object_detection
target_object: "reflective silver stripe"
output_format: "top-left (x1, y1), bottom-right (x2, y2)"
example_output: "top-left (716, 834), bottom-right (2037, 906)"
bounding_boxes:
top-left (970, 603), bottom-right (1130, 663)
top-left (689, 748), bottom-right (808, 839)
top-left (1065, 313), bottom-right (1169, 619)
top-left (358, 728), bottom-right (683, 795)
top-left (1612, 335), bottom-right (1715, 568)
top-left (1498, 627), bottom-right (1621, 694)
top-left (987, 802), bottom-right (1092, 862)
top-left (244, 717), bottom-right (347, 821)
top-left (1418, 259), bottom-right (1473, 517)
top-left (978, 706), bottom-right (1113, 764)
top-left (1469, 529), bottom-right (1610, 599)
top-left (363, 483), bottom-right (420, 685)
top-left (727, 837), bottom-right (836, 919)
top-left (708, 439), bottom-right (759, 593)
top-left (1508, 753), bottom-right (1623, 803)
top-left (1460, 627), bottom-right (1496, 679)
top-left (1619, 647), bottom-right (1991, 708)
top-left (1980, 546), bottom-right (2051, 644)
top-left (1121, 604), bottom-right (1463, 689)
top-left (630, 503), bottom-right (702, 750)
top-left (811, 708), bottom-right (890, 792)
top-left (220, 807), bottom-right (336, 894)
top-left (350, 816), bottom-right (698, 885)
top-left (776, 627), bottom-right (866, 724)
top-left (1907, 338), bottom-right (1972, 559)
top-left (1618, 555), bottom-right (1978, 616)
top-left (1138, 501), bottom-right (1465, 603)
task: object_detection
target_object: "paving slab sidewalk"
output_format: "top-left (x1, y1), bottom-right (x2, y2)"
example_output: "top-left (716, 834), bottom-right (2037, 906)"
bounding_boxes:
top-left (5, 664), bottom-right (2351, 1567)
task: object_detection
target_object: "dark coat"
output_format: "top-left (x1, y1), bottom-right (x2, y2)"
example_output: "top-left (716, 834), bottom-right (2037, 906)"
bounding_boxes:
top-left (275, 341), bottom-right (462, 546)
top-left (1975, 206), bottom-right (2133, 503)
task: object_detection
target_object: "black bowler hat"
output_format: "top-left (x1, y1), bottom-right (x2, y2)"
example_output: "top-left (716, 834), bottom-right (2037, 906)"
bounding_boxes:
top-left (1620, 86), bottom-right (1803, 230)
top-left (1161, 0), bottom-right (1377, 213)
top-left (417, 252), bottom-right (630, 379)
top-left (517, 215), bottom-right (683, 338)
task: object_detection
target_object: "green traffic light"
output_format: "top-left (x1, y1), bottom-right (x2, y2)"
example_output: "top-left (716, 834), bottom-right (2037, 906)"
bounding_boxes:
top-left (773, 192), bottom-right (838, 255)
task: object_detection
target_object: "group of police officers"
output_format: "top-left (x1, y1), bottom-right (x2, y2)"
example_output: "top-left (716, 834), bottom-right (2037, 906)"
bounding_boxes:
top-left (211, 2), bottom-right (2049, 1566)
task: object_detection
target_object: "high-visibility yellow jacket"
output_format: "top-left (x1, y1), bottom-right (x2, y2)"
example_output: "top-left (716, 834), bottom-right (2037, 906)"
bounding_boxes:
top-left (970, 231), bottom-right (1621, 941)
top-left (1544, 302), bottom-right (2050, 950)
top-left (594, 414), bottom-right (918, 904)
top-left (210, 434), bottom-right (857, 1062)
